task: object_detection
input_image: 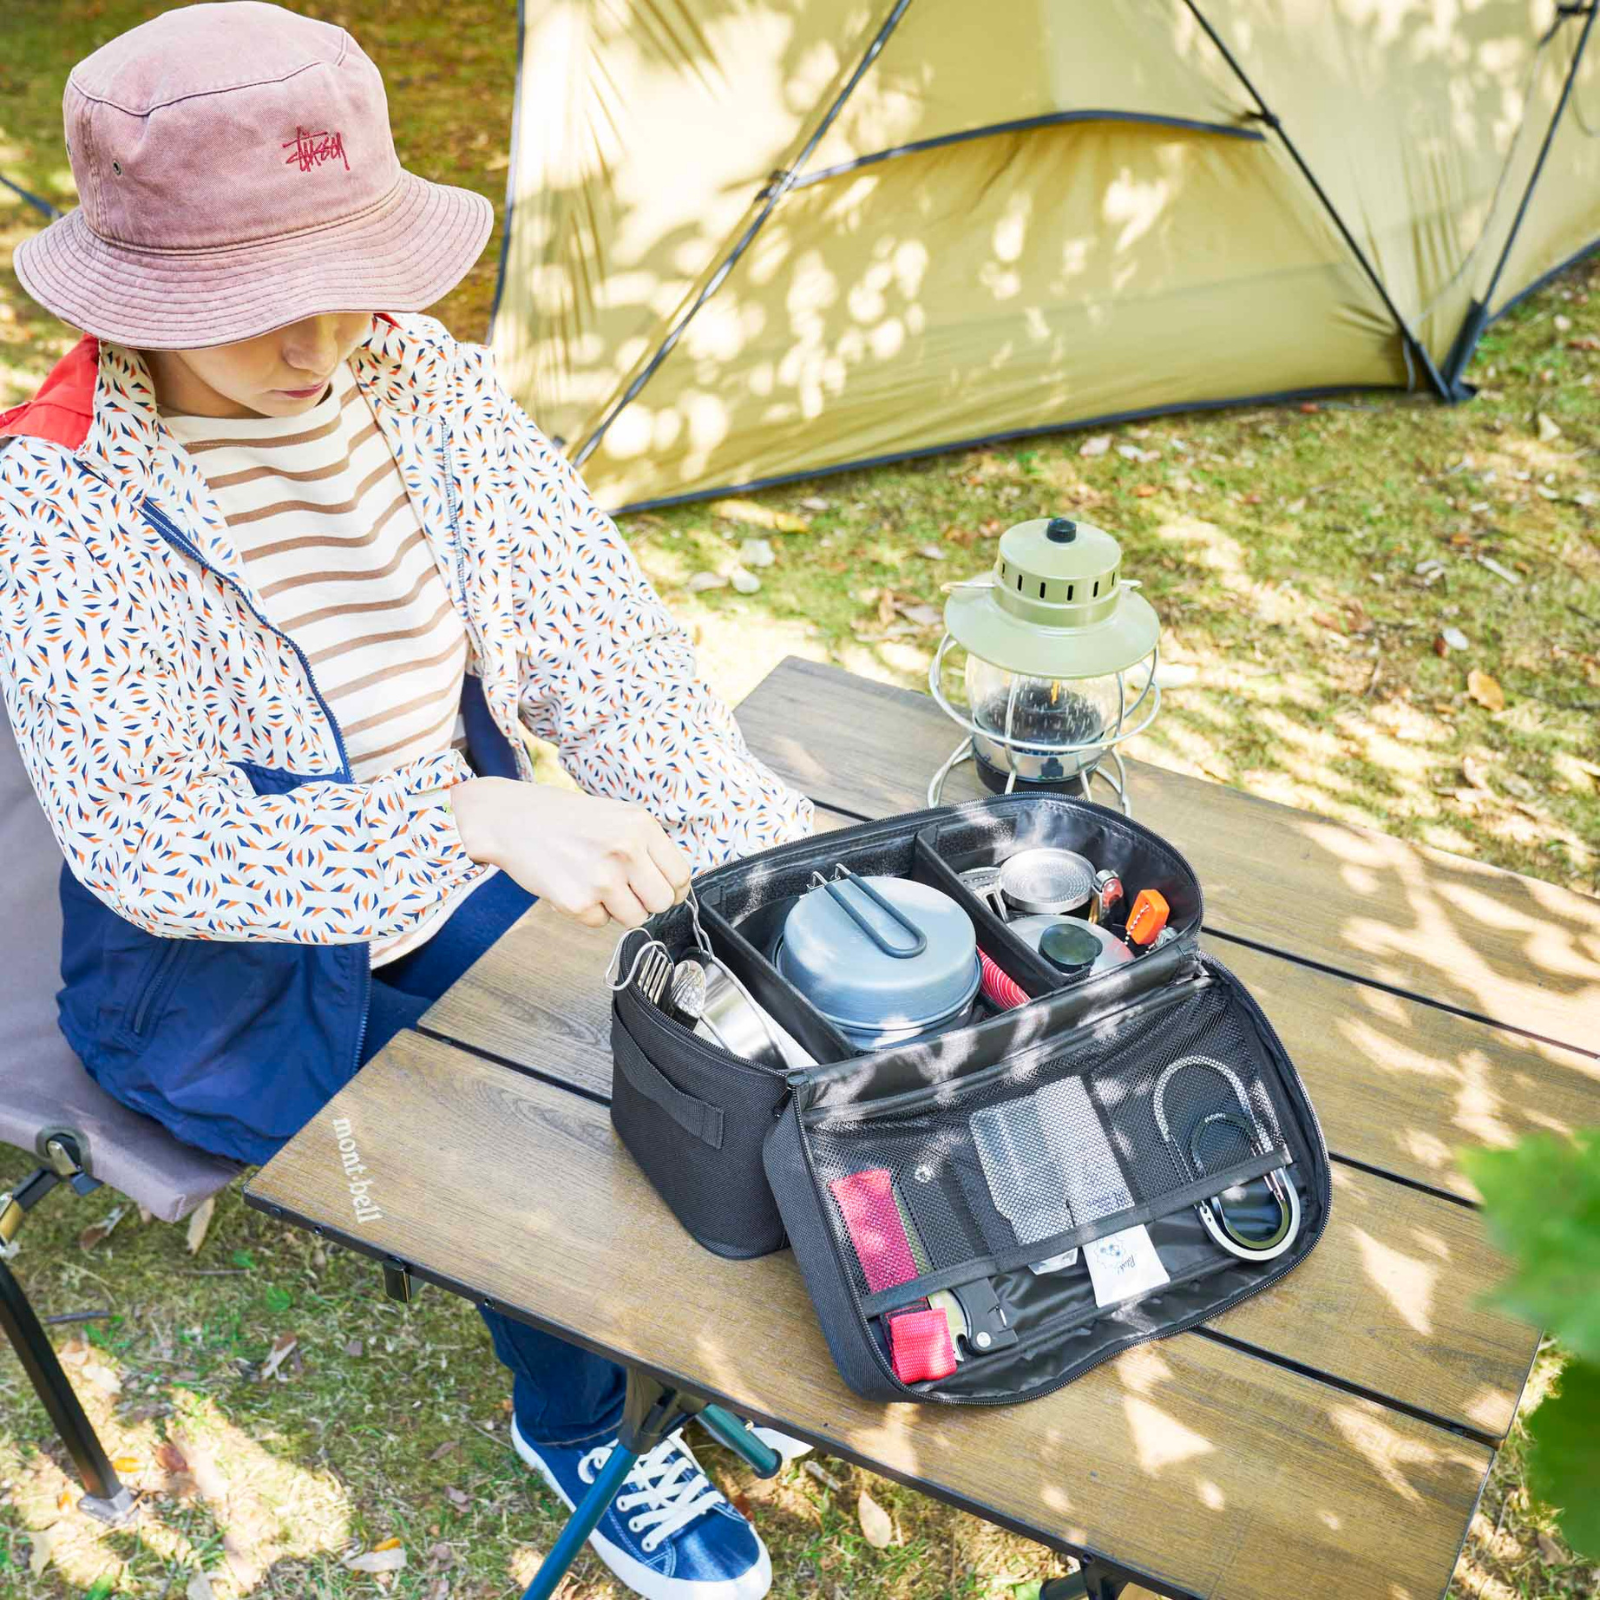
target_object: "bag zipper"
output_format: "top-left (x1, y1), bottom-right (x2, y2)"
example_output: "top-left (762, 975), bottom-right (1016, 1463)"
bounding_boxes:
top-left (796, 951), bottom-right (1207, 1121)
top-left (793, 961), bottom-right (1333, 1406)
top-left (129, 489), bottom-right (373, 1076)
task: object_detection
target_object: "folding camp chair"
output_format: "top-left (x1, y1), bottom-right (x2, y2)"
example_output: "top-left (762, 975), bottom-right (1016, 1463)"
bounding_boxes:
top-left (0, 717), bottom-right (239, 1523)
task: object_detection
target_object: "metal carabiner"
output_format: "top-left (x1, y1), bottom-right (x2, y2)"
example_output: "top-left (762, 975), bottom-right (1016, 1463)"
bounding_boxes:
top-left (1151, 1055), bottom-right (1300, 1262)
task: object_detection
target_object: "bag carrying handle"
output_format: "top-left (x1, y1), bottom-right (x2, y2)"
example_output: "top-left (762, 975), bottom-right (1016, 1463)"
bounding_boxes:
top-left (613, 1018), bottom-right (725, 1151)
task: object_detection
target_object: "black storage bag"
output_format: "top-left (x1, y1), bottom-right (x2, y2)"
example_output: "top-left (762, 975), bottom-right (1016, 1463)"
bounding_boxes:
top-left (610, 795), bottom-right (1330, 1400)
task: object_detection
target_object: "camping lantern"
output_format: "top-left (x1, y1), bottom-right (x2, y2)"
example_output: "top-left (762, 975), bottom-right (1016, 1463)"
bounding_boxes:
top-left (927, 516), bottom-right (1160, 813)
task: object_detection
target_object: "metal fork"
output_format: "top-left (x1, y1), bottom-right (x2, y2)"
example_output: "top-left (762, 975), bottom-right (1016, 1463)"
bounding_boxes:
top-left (636, 943), bottom-right (674, 1009)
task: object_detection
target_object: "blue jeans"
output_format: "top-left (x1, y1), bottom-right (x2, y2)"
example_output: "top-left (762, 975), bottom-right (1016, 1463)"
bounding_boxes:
top-left (365, 871), bottom-right (626, 1447)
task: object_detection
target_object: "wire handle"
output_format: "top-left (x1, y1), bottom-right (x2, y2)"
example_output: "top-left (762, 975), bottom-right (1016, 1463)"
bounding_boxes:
top-left (809, 866), bottom-right (927, 958)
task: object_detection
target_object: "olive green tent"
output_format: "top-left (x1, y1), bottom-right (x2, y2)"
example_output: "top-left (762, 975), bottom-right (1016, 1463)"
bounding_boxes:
top-left (489, 0), bottom-right (1600, 511)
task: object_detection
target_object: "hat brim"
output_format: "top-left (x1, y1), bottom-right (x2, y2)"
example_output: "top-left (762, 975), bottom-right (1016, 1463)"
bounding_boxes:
top-left (13, 171), bottom-right (493, 349)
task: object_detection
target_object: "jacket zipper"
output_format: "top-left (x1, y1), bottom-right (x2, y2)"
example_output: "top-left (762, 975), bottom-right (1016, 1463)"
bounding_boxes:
top-left (134, 494), bottom-right (373, 1076)
top-left (795, 957), bottom-right (1333, 1406)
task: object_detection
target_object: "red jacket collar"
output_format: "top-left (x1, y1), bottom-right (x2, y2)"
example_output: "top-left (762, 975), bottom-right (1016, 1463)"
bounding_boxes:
top-left (0, 314), bottom-right (402, 453)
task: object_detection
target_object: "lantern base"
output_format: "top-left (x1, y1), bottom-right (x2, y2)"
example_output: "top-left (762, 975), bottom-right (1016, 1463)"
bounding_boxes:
top-left (927, 739), bottom-right (1131, 815)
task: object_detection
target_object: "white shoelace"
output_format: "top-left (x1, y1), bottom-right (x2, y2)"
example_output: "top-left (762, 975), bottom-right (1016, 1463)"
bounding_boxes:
top-left (578, 1435), bottom-right (725, 1553)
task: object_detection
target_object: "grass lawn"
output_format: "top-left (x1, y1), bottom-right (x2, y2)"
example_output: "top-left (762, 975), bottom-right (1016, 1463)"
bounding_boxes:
top-left (2, 2), bottom-right (1598, 1597)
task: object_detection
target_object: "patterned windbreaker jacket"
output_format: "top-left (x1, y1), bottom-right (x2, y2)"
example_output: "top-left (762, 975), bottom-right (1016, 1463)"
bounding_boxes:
top-left (0, 313), bottom-right (812, 1160)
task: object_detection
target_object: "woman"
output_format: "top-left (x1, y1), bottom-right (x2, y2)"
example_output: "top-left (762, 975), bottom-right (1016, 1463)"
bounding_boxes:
top-left (0, 6), bottom-right (810, 1597)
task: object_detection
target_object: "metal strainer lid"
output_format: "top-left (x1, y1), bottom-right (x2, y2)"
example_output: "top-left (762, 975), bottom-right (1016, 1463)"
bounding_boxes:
top-left (999, 847), bottom-right (1097, 914)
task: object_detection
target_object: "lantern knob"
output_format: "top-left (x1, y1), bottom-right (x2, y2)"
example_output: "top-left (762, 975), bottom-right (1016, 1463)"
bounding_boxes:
top-left (1046, 517), bottom-right (1077, 544)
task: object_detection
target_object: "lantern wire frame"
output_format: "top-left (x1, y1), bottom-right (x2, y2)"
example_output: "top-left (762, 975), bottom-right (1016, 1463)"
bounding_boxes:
top-left (925, 632), bottom-right (1161, 813)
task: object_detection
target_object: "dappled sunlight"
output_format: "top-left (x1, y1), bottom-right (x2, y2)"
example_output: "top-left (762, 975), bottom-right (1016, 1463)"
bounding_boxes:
top-left (1, 1376), bottom-right (349, 1595)
top-left (1122, 1396), bottom-right (1216, 1475)
top-left (1327, 1403), bottom-right (1466, 1506)
top-left (1352, 1228), bottom-right (1439, 1337)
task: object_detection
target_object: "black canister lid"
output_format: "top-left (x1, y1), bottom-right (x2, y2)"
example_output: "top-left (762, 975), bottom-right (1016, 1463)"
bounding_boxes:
top-left (1039, 920), bottom-right (1099, 975)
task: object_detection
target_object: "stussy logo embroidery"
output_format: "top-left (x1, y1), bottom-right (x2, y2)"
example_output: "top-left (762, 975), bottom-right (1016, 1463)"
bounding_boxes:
top-left (283, 126), bottom-right (350, 172)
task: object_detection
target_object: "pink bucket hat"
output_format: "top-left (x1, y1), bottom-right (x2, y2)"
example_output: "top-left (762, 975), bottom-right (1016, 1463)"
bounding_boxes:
top-left (14, 1), bottom-right (493, 349)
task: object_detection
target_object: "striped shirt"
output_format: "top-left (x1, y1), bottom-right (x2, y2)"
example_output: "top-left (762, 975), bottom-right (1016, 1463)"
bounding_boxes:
top-left (163, 361), bottom-right (479, 965)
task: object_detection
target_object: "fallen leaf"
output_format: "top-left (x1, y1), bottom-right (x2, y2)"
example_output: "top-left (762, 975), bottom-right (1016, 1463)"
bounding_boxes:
top-left (343, 1547), bottom-right (407, 1574)
top-left (79, 1203), bottom-right (127, 1250)
top-left (58, 1332), bottom-right (90, 1366)
top-left (1299, 401), bottom-right (1321, 414)
top-left (425, 1580), bottom-right (451, 1600)
top-left (685, 571), bottom-right (727, 593)
top-left (857, 1488), bottom-right (894, 1548)
top-left (1536, 1529), bottom-right (1565, 1564)
top-left (1133, 484), bottom-right (1158, 498)
top-left (112, 1455), bottom-right (141, 1473)
top-left (1439, 626), bottom-right (1469, 652)
top-left (373, 1537), bottom-right (403, 1552)
top-left (1467, 669), bottom-right (1505, 712)
top-left (1312, 611), bottom-right (1343, 632)
top-left (186, 1195), bottom-right (215, 1256)
top-left (728, 565), bottom-right (761, 595)
top-left (344, 1338), bottom-right (364, 1358)
top-left (1242, 491), bottom-right (1263, 505)
top-left (258, 1333), bottom-right (297, 1382)
top-left (1568, 335), bottom-right (1600, 351)
top-left (876, 590), bottom-right (896, 628)
top-left (804, 1459), bottom-right (843, 1491)
top-left (446, 1486), bottom-right (471, 1510)
top-left (426, 1541), bottom-right (456, 1571)
top-left (1555, 314), bottom-right (1573, 332)
top-left (730, 1491), bottom-right (753, 1518)
top-left (798, 495), bottom-right (830, 512)
top-left (1461, 754), bottom-right (1491, 790)
top-left (185, 1574), bottom-right (215, 1600)
top-left (1078, 434), bottom-right (1111, 458)
top-left (156, 1440), bottom-right (190, 1475)
top-left (427, 1440), bottom-right (459, 1462)
top-left (710, 498), bottom-right (808, 533)
top-left (81, 1357), bottom-right (122, 1395)
top-left (1537, 413), bottom-right (1563, 443)
top-left (1477, 554), bottom-right (1521, 586)
top-left (916, 544), bottom-right (946, 561)
top-left (737, 537), bottom-right (775, 568)
top-left (28, 1525), bottom-right (60, 1578)
top-left (893, 601), bottom-right (943, 628)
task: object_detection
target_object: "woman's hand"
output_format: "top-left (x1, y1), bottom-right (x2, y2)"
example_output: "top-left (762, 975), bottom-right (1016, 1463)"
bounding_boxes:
top-left (448, 778), bottom-right (692, 928)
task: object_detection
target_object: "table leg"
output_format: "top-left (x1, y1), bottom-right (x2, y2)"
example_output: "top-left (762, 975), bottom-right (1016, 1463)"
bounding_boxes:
top-left (1042, 1556), bottom-right (1193, 1599)
top-left (519, 1368), bottom-right (783, 1600)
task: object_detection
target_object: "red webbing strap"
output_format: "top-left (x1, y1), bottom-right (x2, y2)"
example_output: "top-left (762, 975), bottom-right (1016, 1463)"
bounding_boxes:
top-left (886, 1307), bottom-right (957, 1383)
top-left (829, 1168), bottom-right (957, 1383)
top-left (828, 1168), bottom-right (917, 1294)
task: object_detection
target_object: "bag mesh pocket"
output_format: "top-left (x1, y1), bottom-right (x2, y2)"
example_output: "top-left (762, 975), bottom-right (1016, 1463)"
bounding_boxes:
top-left (805, 979), bottom-right (1291, 1309)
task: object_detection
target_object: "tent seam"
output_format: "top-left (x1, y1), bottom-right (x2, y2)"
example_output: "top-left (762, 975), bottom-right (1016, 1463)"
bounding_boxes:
top-left (572, 0), bottom-right (919, 468)
top-left (788, 109), bottom-right (1265, 190)
top-left (1177, 0), bottom-right (1450, 399)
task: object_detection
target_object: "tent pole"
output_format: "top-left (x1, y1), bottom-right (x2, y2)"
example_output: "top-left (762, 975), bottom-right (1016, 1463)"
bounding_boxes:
top-left (1441, 2), bottom-right (1598, 395)
top-left (573, 0), bottom-right (920, 469)
top-left (486, 0), bottom-right (528, 346)
top-left (1177, 0), bottom-right (1451, 399)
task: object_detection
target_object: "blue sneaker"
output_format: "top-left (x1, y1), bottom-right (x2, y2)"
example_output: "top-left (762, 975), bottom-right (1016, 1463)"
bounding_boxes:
top-left (512, 1418), bottom-right (772, 1600)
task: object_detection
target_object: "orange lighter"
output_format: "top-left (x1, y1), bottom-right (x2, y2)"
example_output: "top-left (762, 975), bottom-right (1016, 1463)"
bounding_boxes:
top-left (1125, 888), bottom-right (1170, 946)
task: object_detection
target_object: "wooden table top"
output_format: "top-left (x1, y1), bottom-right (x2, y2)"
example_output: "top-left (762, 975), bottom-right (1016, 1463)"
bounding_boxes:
top-left (248, 657), bottom-right (1600, 1600)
